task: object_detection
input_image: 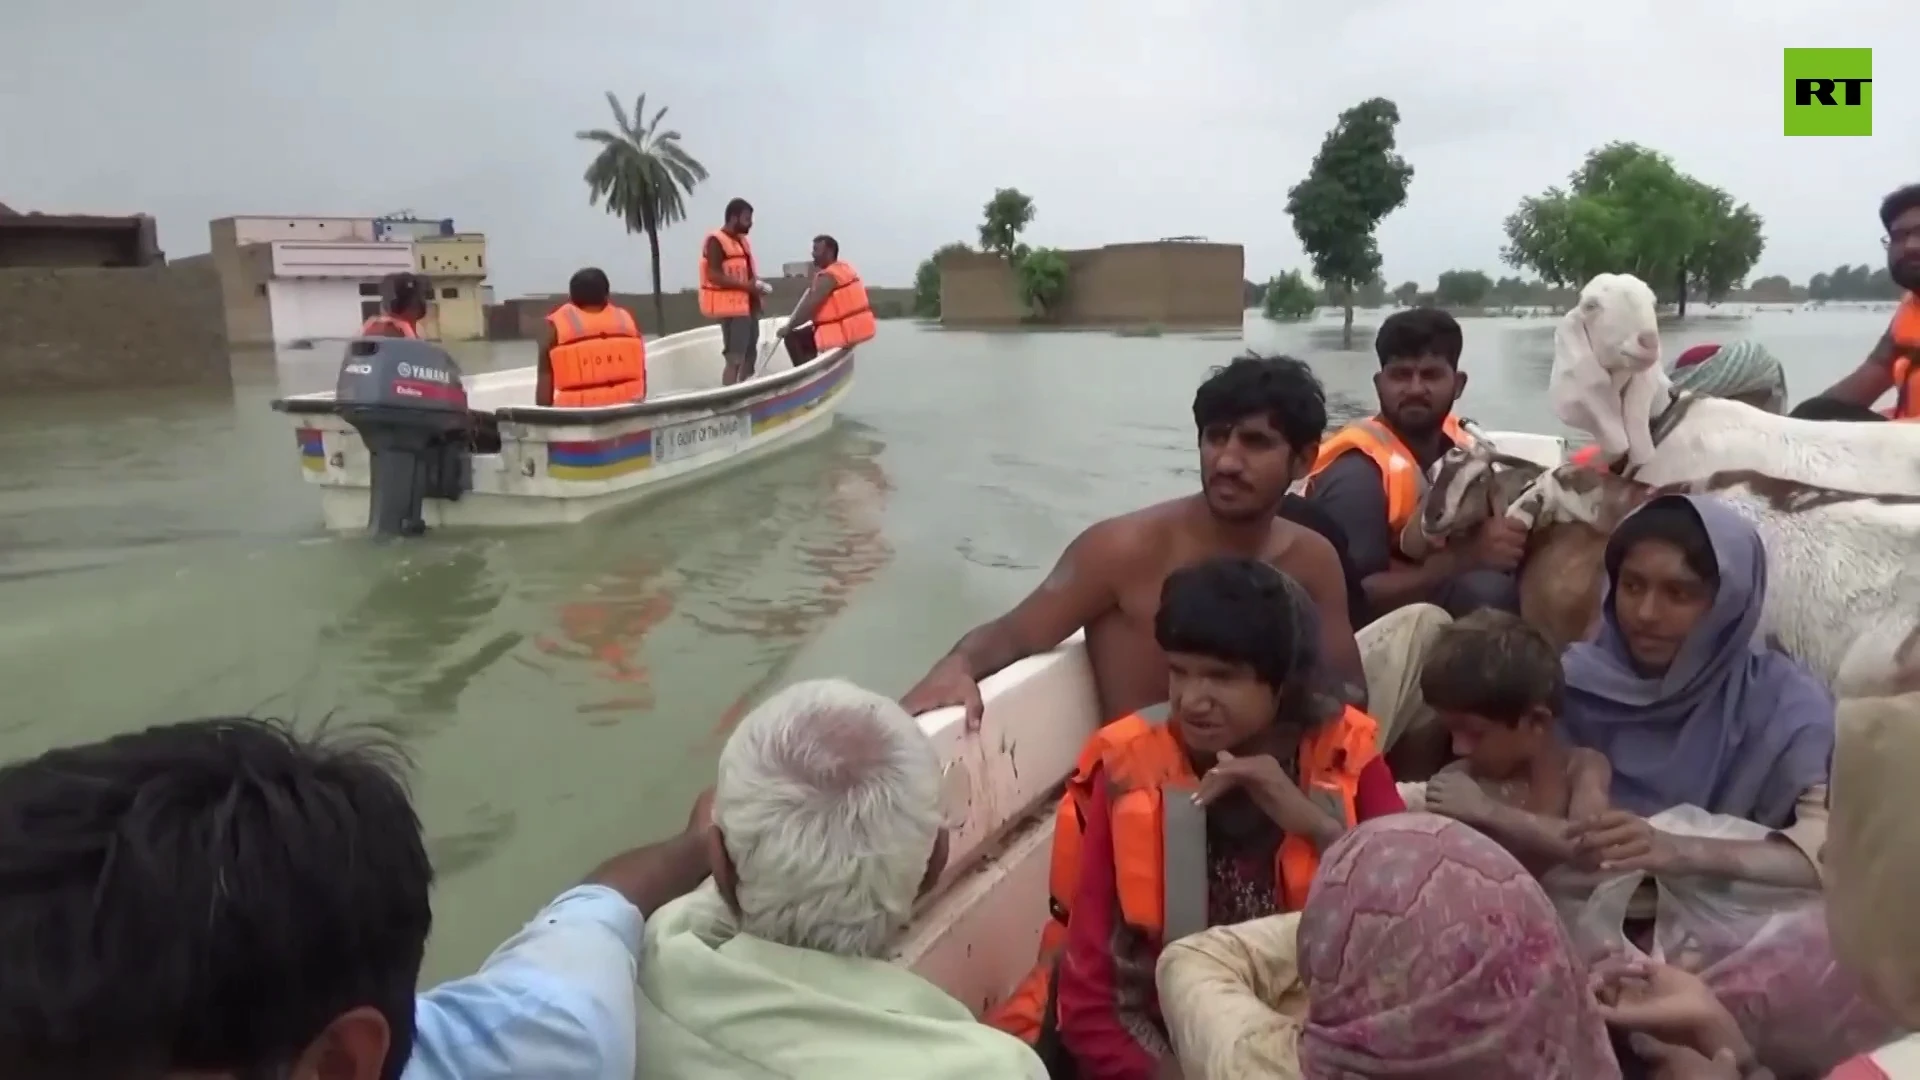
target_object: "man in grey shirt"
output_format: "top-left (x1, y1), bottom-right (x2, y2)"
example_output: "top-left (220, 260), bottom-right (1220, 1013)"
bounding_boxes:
top-left (1307, 308), bottom-right (1526, 623)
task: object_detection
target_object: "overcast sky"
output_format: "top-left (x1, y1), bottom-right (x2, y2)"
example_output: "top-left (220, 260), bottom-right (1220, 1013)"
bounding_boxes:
top-left (2, 0), bottom-right (1909, 296)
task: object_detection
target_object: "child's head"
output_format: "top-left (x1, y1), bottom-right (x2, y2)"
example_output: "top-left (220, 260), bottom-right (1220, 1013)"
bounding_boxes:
top-left (1155, 556), bottom-right (1321, 757)
top-left (1419, 609), bottom-right (1565, 779)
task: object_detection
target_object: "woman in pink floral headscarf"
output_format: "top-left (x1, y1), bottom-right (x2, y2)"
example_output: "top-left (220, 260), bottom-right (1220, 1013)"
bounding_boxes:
top-left (1296, 814), bottom-right (1622, 1079)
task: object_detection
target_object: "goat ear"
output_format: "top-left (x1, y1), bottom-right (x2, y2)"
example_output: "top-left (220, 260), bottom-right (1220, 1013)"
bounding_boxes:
top-left (1550, 306), bottom-right (1626, 452)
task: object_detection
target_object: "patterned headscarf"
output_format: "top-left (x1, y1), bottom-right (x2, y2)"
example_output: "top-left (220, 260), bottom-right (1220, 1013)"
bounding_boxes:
top-left (1296, 815), bottom-right (1621, 1079)
top-left (1668, 340), bottom-right (1788, 412)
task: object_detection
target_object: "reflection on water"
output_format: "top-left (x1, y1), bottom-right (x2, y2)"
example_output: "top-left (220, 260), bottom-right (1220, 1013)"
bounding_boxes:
top-left (0, 306), bottom-right (1884, 979)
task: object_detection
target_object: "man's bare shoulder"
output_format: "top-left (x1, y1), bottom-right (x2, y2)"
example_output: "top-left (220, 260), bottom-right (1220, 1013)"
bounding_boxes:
top-left (1265, 514), bottom-right (1341, 567)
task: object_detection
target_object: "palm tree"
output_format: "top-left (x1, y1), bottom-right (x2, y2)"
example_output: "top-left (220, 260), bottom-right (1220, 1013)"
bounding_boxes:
top-left (577, 91), bottom-right (708, 329)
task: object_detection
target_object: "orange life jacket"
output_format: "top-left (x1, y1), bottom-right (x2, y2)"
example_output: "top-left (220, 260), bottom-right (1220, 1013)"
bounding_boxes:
top-left (698, 229), bottom-right (756, 319)
top-left (985, 702), bottom-right (1378, 1047)
top-left (1305, 415), bottom-right (1474, 552)
top-left (360, 314), bottom-right (418, 339)
top-left (810, 260), bottom-right (877, 351)
top-left (1889, 294), bottom-right (1920, 421)
top-left (545, 302), bottom-right (647, 407)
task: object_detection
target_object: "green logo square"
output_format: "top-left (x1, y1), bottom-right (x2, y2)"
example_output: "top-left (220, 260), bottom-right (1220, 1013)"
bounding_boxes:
top-left (1784, 48), bottom-right (1873, 136)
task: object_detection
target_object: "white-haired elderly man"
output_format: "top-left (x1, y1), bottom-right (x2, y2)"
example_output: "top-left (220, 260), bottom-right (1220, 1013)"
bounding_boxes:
top-left (637, 678), bottom-right (1047, 1079)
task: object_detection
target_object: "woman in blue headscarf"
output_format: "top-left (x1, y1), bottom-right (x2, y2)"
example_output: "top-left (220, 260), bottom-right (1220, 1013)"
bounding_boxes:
top-left (1560, 494), bottom-right (1835, 888)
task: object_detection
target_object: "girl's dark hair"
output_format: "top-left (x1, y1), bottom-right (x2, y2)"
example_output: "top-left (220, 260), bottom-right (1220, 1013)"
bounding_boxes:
top-left (1155, 556), bottom-right (1319, 694)
top-left (1607, 498), bottom-right (1719, 587)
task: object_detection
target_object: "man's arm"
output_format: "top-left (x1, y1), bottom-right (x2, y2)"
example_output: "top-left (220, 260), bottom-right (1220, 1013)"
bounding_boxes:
top-left (785, 272), bottom-right (836, 328)
top-left (1282, 525), bottom-right (1367, 707)
top-left (705, 236), bottom-right (755, 292)
top-left (926, 520), bottom-right (1129, 683)
top-left (1814, 330), bottom-right (1898, 406)
top-left (535, 323), bottom-right (556, 407)
top-left (1309, 454), bottom-right (1457, 614)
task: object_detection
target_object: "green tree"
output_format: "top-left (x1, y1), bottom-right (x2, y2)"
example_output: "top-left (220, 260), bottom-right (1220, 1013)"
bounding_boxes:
top-left (1500, 142), bottom-right (1766, 316)
top-left (1747, 274), bottom-right (1795, 303)
top-left (1285, 98), bottom-right (1415, 347)
top-left (1392, 281), bottom-right (1420, 306)
top-left (577, 91), bottom-right (708, 329)
top-left (1262, 271), bottom-right (1319, 322)
top-left (1016, 247), bottom-right (1070, 316)
top-left (1809, 263), bottom-right (1903, 301)
top-left (1433, 269), bottom-right (1494, 308)
top-left (912, 242), bottom-right (970, 318)
top-left (979, 188), bottom-right (1036, 258)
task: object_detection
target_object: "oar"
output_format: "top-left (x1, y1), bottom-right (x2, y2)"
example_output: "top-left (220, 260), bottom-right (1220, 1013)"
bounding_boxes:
top-left (757, 290), bottom-right (810, 372)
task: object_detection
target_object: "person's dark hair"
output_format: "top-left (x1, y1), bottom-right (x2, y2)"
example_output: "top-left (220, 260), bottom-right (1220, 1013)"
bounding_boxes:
top-left (1419, 609), bottom-right (1565, 724)
top-left (1374, 307), bottom-right (1464, 368)
top-left (382, 271), bottom-right (428, 314)
top-left (569, 266), bottom-right (611, 307)
top-left (1191, 353), bottom-right (1328, 450)
top-left (814, 234), bottom-right (839, 260)
top-left (0, 717), bottom-right (432, 1080)
top-left (1789, 396), bottom-right (1888, 422)
top-left (1155, 556), bottom-right (1320, 693)
top-left (1607, 498), bottom-right (1720, 588)
top-left (724, 197), bottom-right (754, 221)
top-left (1879, 183), bottom-right (1920, 232)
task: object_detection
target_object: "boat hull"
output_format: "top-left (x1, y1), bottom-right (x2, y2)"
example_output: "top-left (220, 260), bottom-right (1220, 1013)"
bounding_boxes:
top-left (274, 318), bottom-right (855, 530)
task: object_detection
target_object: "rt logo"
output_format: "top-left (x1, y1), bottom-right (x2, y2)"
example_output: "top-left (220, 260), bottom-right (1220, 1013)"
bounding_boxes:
top-left (1783, 48), bottom-right (1872, 137)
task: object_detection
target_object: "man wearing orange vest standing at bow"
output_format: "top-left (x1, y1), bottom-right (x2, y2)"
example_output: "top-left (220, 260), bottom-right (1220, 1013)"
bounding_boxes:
top-left (777, 234), bottom-right (878, 366)
top-left (1810, 183), bottom-right (1920, 420)
top-left (360, 272), bottom-right (430, 338)
top-left (987, 557), bottom-right (1402, 1079)
top-left (1306, 307), bottom-right (1527, 621)
top-left (700, 197), bottom-right (771, 386)
top-left (536, 267), bottom-right (648, 407)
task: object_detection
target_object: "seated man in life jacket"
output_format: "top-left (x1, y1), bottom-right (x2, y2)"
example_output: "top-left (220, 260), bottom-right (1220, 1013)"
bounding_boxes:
top-left (1810, 182), bottom-right (1920, 420)
top-left (536, 267), bottom-right (648, 408)
top-left (361, 271), bottom-right (431, 338)
top-left (778, 234), bottom-right (878, 366)
top-left (1305, 308), bottom-right (1525, 622)
top-left (987, 556), bottom-right (1402, 1080)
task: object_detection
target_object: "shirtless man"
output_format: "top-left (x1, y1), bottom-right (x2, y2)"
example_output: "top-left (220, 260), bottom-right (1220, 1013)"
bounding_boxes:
top-left (899, 354), bottom-right (1365, 727)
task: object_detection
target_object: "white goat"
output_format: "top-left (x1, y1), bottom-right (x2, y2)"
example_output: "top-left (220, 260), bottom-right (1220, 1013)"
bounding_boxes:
top-left (1549, 273), bottom-right (1668, 467)
top-left (1499, 463), bottom-right (1920, 699)
top-left (1551, 273), bottom-right (1920, 494)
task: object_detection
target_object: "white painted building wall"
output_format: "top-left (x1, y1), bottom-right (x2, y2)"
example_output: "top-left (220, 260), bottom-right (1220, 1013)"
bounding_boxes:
top-left (266, 280), bottom-right (370, 342)
top-left (229, 216), bottom-right (375, 245)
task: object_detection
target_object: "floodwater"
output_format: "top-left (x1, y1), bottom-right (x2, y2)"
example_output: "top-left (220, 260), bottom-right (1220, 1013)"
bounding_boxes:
top-left (0, 303), bottom-right (1890, 981)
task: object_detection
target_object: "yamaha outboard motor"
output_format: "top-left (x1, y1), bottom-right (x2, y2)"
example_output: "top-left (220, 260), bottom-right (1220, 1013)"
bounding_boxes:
top-left (334, 338), bottom-right (474, 537)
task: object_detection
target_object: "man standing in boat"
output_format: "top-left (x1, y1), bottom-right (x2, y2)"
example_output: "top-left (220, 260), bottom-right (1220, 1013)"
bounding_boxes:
top-left (360, 272), bottom-right (431, 338)
top-left (898, 354), bottom-right (1366, 728)
top-left (1809, 183), bottom-right (1920, 419)
top-left (700, 198), bottom-right (772, 386)
top-left (777, 235), bottom-right (878, 366)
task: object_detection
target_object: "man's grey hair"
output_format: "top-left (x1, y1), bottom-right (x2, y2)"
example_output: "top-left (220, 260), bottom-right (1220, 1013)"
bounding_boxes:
top-left (714, 678), bottom-right (943, 958)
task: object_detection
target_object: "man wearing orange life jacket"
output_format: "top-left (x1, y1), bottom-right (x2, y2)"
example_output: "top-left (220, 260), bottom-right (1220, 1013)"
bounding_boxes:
top-left (986, 557), bottom-right (1403, 1079)
top-left (1305, 307), bottom-right (1527, 621)
top-left (536, 267), bottom-right (648, 408)
top-left (777, 234), bottom-right (878, 366)
top-left (360, 272), bottom-right (430, 338)
top-left (1811, 183), bottom-right (1920, 420)
top-left (700, 197), bottom-right (772, 386)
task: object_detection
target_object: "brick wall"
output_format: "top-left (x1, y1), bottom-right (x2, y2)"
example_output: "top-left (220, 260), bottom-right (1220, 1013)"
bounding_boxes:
top-left (0, 263), bottom-right (230, 392)
top-left (939, 241), bottom-right (1245, 329)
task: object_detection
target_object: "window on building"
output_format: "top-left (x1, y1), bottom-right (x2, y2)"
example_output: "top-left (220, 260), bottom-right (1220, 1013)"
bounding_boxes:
top-left (476, 255), bottom-right (484, 269)
top-left (442, 287), bottom-right (459, 299)
top-left (358, 282), bottom-right (380, 296)
top-left (361, 300), bottom-right (381, 320)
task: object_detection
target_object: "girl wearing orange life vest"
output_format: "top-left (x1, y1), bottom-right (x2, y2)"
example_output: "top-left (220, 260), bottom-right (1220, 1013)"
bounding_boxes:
top-left (986, 557), bottom-right (1403, 1079)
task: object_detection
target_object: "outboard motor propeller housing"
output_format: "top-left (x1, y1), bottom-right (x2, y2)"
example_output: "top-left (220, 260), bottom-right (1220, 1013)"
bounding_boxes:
top-left (334, 338), bottom-right (474, 537)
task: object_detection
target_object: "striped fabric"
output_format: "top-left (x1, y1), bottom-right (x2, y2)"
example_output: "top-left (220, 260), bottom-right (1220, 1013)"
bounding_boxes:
top-left (1668, 340), bottom-right (1788, 411)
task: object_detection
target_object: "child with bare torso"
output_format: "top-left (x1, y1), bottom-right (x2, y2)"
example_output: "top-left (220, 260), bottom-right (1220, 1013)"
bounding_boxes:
top-left (1405, 609), bottom-right (1613, 872)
